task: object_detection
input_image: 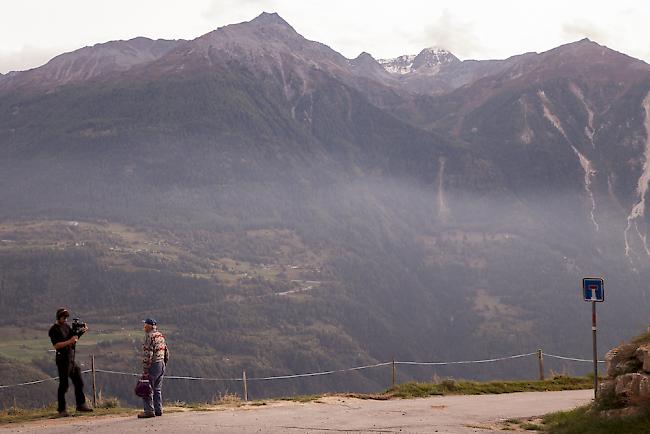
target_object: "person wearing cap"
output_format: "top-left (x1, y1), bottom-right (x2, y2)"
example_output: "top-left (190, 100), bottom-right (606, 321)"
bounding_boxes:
top-left (48, 308), bottom-right (93, 416)
top-left (139, 318), bottom-right (168, 418)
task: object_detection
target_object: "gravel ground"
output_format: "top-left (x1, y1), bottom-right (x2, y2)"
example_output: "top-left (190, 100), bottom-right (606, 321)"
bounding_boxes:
top-left (0, 389), bottom-right (592, 434)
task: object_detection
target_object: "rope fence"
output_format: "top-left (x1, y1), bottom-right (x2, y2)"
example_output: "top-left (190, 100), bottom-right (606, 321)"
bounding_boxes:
top-left (394, 352), bottom-right (538, 366)
top-left (0, 350), bottom-right (607, 396)
top-left (543, 353), bottom-right (605, 363)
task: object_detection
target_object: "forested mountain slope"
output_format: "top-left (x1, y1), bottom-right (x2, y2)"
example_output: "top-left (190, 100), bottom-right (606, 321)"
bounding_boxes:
top-left (1, 13), bottom-right (649, 407)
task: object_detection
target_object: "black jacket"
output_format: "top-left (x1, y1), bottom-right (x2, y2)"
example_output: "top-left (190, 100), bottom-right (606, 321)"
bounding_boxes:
top-left (48, 323), bottom-right (76, 363)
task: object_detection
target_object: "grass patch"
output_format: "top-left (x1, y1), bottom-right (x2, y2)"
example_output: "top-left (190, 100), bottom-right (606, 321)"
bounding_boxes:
top-left (0, 404), bottom-right (136, 425)
top-left (279, 394), bottom-right (322, 403)
top-left (543, 405), bottom-right (650, 433)
top-left (520, 422), bottom-right (543, 430)
top-left (385, 376), bottom-right (592, 398)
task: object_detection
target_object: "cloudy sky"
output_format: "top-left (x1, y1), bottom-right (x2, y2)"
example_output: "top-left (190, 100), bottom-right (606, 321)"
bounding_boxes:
top-left (1, 0), bottom-right (648, 73)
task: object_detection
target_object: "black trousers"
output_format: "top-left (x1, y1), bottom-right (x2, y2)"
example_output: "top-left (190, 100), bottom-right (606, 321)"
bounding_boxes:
top-left (56, 359), bottom-right (86, 412)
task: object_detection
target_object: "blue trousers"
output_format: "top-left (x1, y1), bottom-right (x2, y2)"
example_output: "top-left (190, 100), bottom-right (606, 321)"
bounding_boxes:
top-left (143, 361), bottom-right (165, 415)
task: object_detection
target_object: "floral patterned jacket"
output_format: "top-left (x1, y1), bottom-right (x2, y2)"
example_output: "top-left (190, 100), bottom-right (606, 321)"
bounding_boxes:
top-left (142, 329), bottom-right (167, 373)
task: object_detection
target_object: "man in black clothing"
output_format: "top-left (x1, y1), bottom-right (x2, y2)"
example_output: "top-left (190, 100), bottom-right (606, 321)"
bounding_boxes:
top-left (48, 308), bottom-right (93, 416)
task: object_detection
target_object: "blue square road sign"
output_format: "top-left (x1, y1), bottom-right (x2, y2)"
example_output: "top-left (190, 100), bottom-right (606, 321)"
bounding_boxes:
top-left (582, 277), bottom-right (604, 302)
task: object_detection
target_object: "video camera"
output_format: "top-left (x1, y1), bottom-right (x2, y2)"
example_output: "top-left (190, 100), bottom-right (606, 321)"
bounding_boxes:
top-left (71, 318), bottom-right (87, 338)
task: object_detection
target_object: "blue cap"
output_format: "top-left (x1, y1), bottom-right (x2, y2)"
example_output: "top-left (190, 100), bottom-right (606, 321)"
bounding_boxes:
top-left (143, 318), bottom-right (157, 326)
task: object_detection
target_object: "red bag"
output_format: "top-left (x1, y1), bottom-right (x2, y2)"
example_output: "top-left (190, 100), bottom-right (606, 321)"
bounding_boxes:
top-left (134, 375), bottom-right (152, 397)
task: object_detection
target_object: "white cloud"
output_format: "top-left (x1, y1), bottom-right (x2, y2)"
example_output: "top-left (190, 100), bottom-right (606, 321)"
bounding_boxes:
top-left (561, 20), bottom-right (609, 44)
top-left (0, 46), bottom-right (62, 73)
top-left (415, 9), bottom-right (484, 58)
top-left (203, 0), bottom-right (274, 22)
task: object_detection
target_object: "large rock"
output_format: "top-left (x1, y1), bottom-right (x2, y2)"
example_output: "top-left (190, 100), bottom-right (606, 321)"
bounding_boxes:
top-left (598, 379), bottom-right (615, 398)
top-left (606, 344), bottom-right (641, 377)
top-left (598, 337), bottom-right (650, 414)
top-left (614, 373), bottom-right (650, 405)
top-left (639, 375), bottom-right (650, 400)
top-left (633, 344), bottom-right (650, 373)
top-left (615, 373), bottom-right (642, 404)
top-left (597, 379), bottom-right (617, 406)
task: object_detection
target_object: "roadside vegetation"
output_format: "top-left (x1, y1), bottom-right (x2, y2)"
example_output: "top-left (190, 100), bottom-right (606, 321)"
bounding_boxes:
top-left (383, 375), bottom-right (592, 398)
top-left (543, 405), bottom-right (650, 433)
top-left (278, 375), bottom-right (593, 402)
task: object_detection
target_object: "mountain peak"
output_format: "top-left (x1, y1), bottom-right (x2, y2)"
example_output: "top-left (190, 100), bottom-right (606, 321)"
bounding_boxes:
top-left (349, 51), bottom-right (388, 77)
top-left (411, 47), bottom-right (459, 70)
top-left (542, 37), bottom-right (644, 66)
top-left (377, 54), bottom-right (416, 74)
top-left (250, 12), bottom-right (294, 29)
top-left (378, 47), bottom-right (458, 75)
top-left (354, 52), bottom-right (376, 61)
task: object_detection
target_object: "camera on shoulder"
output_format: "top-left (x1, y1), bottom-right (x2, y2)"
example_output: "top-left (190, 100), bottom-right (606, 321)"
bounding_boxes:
top-left (71, 318), bottom-right (87, 338)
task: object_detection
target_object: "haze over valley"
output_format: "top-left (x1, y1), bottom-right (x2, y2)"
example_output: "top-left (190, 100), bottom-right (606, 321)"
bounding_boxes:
top-left (2, 12), bottom-right (650, 407)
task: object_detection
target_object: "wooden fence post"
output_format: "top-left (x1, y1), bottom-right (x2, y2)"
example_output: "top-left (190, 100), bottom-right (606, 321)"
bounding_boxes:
top-left (392, 358), bottom-right (396, 388)
top-left (537, 349), bottom-right (545, 381)
top-left (91, 354), bottom-right (97, 407)
top-left (242, 370), bottom-right (248, 402)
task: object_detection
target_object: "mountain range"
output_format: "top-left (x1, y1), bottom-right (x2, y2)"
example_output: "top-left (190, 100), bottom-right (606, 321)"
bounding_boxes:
top-left (2, 12), bottom-right (650, 407)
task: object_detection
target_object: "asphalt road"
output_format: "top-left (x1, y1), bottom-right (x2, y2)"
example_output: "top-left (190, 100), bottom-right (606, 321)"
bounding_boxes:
top-left (1, 389), bottom-right (592, 434)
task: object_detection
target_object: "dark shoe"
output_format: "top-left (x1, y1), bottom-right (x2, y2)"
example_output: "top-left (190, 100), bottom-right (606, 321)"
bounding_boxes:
top-left (137, 412), bottom-right (155, 418)
top-left (155, 411), bottom-right (162, 416)
top-left (57, 411), bottom-right (70, 417)
top-left (76, 404), bottom-right (93, 412)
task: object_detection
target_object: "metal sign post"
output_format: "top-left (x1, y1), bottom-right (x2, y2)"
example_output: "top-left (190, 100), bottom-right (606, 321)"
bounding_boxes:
top-left (582, 277), bottom-right (604, 400)
top-left (592, 301), bottom-right (598, 399)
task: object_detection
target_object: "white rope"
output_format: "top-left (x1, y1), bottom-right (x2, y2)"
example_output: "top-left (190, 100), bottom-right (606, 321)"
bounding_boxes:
top-left (0, 377), bottom-right (58, 389)
top-left (93, 369), bottom-right (139, 377)
top-left (0, 370), bottom-right (91, 389)
top-left (98, 363), bottom-right (394, 382)
top-left (165, 375), bottom-right (243, 382)
top-left (542, 353), bottom-right (605, 363)
top-left (395, 352), bottom-right (537, 366)
top-left (248, 362), bottom-right (393, 381)
top-left (94, 368), bottom-right (241, 381)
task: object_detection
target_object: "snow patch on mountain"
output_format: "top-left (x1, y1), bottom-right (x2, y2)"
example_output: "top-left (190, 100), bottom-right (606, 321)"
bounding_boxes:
top-left (378, 48), bottom-right (458, 75)
top-left (378, 54), bottom-right (416, 74)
